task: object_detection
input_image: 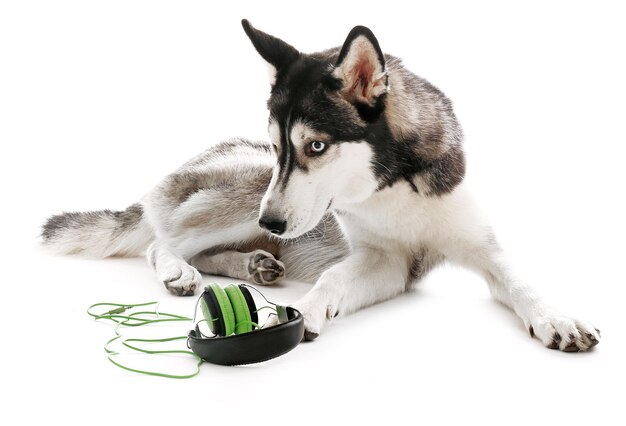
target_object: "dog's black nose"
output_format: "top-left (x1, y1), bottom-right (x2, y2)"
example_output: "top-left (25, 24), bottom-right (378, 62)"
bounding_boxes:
top-left (258, 217), bottom-right (287, 235)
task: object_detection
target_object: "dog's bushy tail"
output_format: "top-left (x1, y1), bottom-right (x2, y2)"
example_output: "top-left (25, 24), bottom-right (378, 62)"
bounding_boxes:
top-left (41, 203), bottom-right (153, 257)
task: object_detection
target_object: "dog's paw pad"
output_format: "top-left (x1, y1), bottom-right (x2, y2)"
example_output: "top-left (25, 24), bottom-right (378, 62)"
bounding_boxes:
top-left (247, 250), bottom-right (285, 285)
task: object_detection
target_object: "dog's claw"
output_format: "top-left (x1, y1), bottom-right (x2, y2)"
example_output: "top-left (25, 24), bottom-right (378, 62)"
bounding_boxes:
top-left (563, 341), bottom-right (580, 352)
top-left (303, 330), bottom-right (320, 341)
top-left (587, 333), bottom-right (599, 345)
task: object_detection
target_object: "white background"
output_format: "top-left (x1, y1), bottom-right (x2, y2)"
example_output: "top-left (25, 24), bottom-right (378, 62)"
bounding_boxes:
top-left (1, 1), bottom-right (625, 424)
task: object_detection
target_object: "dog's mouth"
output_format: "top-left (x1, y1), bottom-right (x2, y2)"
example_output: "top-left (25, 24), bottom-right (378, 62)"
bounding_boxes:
top-left (279, 198), bottom-right (334, 240)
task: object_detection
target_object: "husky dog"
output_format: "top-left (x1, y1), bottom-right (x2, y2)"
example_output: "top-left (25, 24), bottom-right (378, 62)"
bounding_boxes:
top-left (42, 20), bottom-right (600, 352)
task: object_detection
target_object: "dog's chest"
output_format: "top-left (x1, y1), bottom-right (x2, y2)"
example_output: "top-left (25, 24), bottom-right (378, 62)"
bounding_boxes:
top-left (335, 181), bottom-right (448, 248)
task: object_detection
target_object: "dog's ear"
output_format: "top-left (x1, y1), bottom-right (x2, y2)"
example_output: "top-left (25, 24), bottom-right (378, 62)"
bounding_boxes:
top-left (332, 25), bottom-right (388, 108)
top-left (242, 19), bottom-right (300, 86)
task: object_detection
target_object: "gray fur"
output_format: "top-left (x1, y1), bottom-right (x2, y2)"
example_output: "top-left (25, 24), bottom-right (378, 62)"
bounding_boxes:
top-left (42, 203), bottom-right (152, 257)
top-left (41, 138), bottom-right (351, 284)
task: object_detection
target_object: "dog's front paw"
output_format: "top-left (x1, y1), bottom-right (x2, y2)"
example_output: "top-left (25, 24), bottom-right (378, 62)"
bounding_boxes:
top-left (159, 261), bottom-right (202, 296)
top-left (247, 250), bottom-right (285, 285)
top-left (292, 296), bottom-right (337, 341)
top-left (528, 313), bottom-right (601, 352)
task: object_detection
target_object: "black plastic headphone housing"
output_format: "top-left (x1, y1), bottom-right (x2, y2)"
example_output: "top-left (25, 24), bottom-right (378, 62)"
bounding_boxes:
top-left (188, 306), bottom-right (304, 366)
top-left (239, 285), bottom-right (259, 326)
top-left (201, 286), bottom-right (226, 336)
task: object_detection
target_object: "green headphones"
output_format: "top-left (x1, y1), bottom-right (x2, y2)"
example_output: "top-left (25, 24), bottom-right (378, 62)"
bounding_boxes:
top-left (199, 283), bottom-right (260, 336)
top-left (188, 284), bottom-right (304, 365)
top-left (88, 283), bottom-right (304, 376)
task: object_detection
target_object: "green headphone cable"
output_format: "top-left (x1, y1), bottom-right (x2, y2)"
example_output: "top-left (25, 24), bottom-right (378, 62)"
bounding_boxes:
top-left (87, 302), bottom-right (203, 379)
top-left (87, 298), bottom-right (278, 378)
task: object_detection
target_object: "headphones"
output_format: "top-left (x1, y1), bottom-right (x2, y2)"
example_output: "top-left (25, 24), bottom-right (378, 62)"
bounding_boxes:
top-left (187, 283), bottom-right (304, 366)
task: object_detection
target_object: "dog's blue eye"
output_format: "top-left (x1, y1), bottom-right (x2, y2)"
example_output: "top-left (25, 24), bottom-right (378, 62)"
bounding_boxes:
top-left (305, 141), bottom-right (327, 157)
top-left (311, 141), bottom-right (325, 151)
top-left (310, 141), bottom-right (325, 153)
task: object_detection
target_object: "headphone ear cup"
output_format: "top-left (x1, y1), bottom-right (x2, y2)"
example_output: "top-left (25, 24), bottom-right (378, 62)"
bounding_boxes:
top-left (200, 288), bottom-right (223, 336)
top-left (201, 284), bottom-right (236, 336)
top-left (238, 285), bottom-right (258, 326)
top-left (210, 284), bottom-right (236, 336)
top-left (225, 284), bottom-right (253, 334)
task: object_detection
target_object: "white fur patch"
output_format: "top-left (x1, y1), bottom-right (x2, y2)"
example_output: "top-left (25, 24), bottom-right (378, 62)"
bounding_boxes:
top-left (265, 62), bottom-right (277, 86)
top-left (262, 129), bottom-right (378, 238)
top-left (289, 120), bottom-right (320, 148)
top-left (268, 120), bottom-right (280, 147)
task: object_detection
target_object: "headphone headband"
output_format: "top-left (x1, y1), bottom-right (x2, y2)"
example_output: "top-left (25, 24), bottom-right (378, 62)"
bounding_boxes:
top-left (187, 306), bottom-right (304, 365)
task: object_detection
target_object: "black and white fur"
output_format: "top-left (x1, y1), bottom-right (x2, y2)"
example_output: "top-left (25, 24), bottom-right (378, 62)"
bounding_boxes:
top-left (42, 20), bottom-right (600, 352)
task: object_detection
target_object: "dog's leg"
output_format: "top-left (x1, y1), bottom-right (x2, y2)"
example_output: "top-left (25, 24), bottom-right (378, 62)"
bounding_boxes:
top-left (190, 250), bottom-right (285, 285)
top-left (147, 240), bottom-right (203, 296)
top-left (290, 246), bottom-right (409, 340)
top-left (437, 194), bottom-right (601, 352)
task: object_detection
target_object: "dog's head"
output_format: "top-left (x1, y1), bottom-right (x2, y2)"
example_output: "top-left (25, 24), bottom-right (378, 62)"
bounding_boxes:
top-left (242, 19), bottom-right (388, 238)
